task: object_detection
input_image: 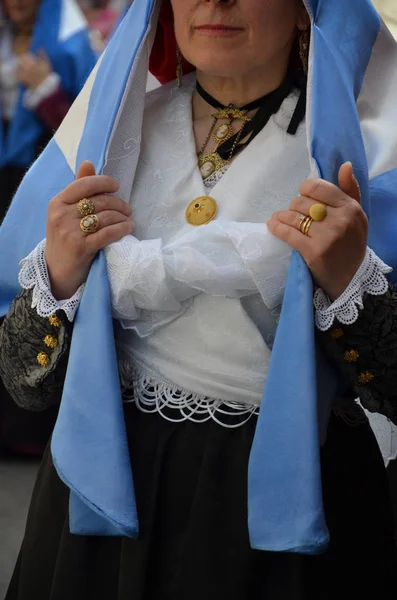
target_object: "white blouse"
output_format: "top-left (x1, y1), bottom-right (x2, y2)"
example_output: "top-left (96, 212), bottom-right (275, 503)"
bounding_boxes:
top-left (19, 77), bottom-right (392, 426)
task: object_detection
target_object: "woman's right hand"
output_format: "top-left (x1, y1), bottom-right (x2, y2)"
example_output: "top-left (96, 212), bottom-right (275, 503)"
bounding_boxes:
top-left (45, 161), bottom-right (134, 300)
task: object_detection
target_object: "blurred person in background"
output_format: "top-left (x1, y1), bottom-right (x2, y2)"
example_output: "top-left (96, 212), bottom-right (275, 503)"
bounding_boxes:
top-left (79, 0), bottom-right (124, 52)
top-left (0, 0), bottom-right (96, 455)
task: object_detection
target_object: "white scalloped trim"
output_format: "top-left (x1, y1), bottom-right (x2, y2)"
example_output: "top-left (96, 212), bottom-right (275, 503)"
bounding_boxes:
top-left (18, 239), bottom-right (84, 322)
top-left (121, 361), bottom-right (259, 429)
top-left (314, 247), bottom-right (393, 331)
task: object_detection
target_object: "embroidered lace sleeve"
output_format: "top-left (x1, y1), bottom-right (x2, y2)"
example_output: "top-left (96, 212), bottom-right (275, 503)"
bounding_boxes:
top-left (0, 288), bottom-right (72, 411)
top-left (18, 239), bottom-right (84, 322)
top-left (317, 283), bottom-right (397, 425)
top-left (314, 248), bottom-right (393, 331)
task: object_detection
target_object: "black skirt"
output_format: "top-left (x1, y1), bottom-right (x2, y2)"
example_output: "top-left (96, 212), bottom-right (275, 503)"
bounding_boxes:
top-left (6, 404), bottom-right (397, 600)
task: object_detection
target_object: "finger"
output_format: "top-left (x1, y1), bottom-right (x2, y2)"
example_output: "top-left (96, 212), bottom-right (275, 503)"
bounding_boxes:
top-left (76, 161), bottom-right (96, 180)
top-left (289, 195), bottom-right (336, 216)
top-left (37, 49), bottom-right (50, 64)
top-left (271, 210), bottom-right (321, 238)
top-left (300, 178), bottom-right (347, 208)
top-left (78, 194), bottom-right (132, 217)
top-left (85, 221), bottom-right (135, 252)
top-left (338, 161), bottom-right (361, 204)
top-left (18, 53), bottom-right (30, 64)
top-left (61, 175), bottom-right (120, 204)
top-left (266, 217), bottom-right (312, 254)
top-left (22, 53), bottom-right (36, 66)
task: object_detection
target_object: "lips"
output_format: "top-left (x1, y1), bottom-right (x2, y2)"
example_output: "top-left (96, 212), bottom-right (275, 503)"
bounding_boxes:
top-left (195, 24), bottom-right (243, 32)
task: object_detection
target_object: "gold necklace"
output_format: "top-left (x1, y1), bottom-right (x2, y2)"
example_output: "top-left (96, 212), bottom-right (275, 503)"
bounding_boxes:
top-left (197, 107), bottom-right (251, 180)
top-left (187, 114), bottom-right (250, 227)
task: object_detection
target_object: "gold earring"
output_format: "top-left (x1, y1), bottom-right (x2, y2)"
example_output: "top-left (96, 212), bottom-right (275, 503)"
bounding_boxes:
top-left (176, 45), bottom-right (183, 88)
top-left (299, 28), bottom-right (309, 75)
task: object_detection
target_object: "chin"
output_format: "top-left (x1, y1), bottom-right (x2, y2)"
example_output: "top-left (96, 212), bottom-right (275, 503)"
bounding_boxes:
top-left (186, 37), bottom-right (250, 78)
top-left (193, 56), bottom-right (248, 79)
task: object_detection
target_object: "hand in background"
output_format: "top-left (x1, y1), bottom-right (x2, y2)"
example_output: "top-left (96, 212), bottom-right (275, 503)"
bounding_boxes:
top-left (16, 50), bottom-right (52, 90)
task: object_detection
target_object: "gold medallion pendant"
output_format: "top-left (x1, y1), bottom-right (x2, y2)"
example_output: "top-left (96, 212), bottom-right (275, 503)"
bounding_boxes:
top-left (186, 196), bottom-right (218, 226)
top-left (212, 123), bottom-right (233, 144)
top-left (198, 152), bottom-right (227, 179)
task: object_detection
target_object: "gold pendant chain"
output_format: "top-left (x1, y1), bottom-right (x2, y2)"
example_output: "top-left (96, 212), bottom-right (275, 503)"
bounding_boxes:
top-left (198, 106), bottom-right (251, 180)
top-left (189, 106), bottom-right (252, 227)
top-left (198, 114), bottom-right (219, 156)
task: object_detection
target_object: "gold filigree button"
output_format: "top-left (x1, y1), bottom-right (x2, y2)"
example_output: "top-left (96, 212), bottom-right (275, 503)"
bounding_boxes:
top-left (44, 335), bottom-right (58, 349)
top-left (329, 328), bottom-right (344, 340)
top-left (358, 371), bottom-right (374, 384)
top-left (37, 352), bottom-right (50, 367)
top-left (344, 349), bottom-right (359, 363)
top-left (186, 196), bottom-right (218, 226)
top-left (49, 315), bottom-right (61, 328)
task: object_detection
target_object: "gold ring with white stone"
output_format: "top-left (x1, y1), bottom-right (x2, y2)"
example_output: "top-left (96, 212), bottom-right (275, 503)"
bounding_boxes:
top-left (80, 214), bottom-right (100, 234)
top-left (77, 197), bottom-right (95, 217)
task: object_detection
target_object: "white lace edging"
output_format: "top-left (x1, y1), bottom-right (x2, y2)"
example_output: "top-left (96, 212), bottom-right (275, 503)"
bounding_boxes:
top-left (121, 362), bottom-right (259, 429)
top-left (18, 239), bottom-right (84, 322)
top-left (203, 166), bottom-right (229, 189)
top-left (314, 247), bottom-right (393, 331)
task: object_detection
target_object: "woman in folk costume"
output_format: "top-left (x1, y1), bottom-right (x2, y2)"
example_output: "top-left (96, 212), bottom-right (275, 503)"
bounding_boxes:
top-left (0, 0), bottom-right (96, 454)
top-left (1, 0), bottom-right (397, 596)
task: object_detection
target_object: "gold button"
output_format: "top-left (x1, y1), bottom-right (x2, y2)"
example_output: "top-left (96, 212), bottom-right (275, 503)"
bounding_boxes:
top-left (358, 371), bottom-right (374, 385)
top-left (186, 196), bottom-right (218, 226)
top-left (44, 335), bottom-right (58, 349)
top-left (344, 349), bottom-right (359, 363)
top-left (37, 352), bottom-right (50, 367)
top-left (329, 328), bottom-right (344, 340)
top-left (49, 315), bottom-right (61, 328)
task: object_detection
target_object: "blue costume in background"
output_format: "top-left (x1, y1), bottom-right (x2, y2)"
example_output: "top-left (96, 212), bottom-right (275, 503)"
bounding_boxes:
top-left (0, 0), bottom-right (96, 170)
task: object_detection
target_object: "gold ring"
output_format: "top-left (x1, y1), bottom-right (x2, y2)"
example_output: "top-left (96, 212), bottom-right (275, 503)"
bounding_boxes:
top-left (77, 197), bottom-right (95, 217)
top-left (309, 203), bottom-right (327, 222)
top-left (80, 214), bottom-right (99, 234)
top-left (299, 215), bottom-right (314, 236)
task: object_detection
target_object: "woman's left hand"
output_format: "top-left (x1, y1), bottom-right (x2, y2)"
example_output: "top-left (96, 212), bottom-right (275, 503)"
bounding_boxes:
top-left (16, 51), bottom-right (52, 90)
top-left (267, 162), bottom-right (368, 301)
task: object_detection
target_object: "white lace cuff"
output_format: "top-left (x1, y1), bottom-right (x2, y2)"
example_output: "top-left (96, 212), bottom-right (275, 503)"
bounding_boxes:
top-left (314, 247), bottom-right (393, 331)
top-left (18, 239), bottom-right (84, 322)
